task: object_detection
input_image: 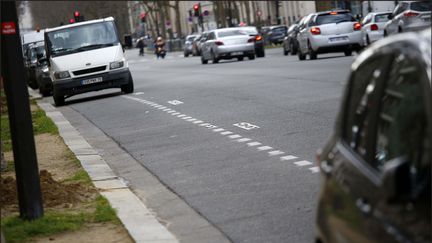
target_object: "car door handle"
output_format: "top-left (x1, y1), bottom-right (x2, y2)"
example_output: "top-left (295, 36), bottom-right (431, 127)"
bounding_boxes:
top-left (356, 198), bottom-right (372, 214)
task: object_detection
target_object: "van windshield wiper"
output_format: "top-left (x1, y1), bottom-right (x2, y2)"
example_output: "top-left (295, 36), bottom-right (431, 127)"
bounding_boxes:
top-left (74, 43), bottom-right (114, 52)
top-left (52, 48), bottom-right (74, 54)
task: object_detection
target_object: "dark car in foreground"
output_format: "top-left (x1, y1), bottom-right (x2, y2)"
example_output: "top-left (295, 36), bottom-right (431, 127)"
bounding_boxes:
top-left (261, 25), bottom-right (288, 45)
top-left (315, 28), bottom-right (431, 243)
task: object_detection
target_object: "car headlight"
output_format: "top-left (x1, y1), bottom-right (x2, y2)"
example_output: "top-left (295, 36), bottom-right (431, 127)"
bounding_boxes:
top-left (54, 71), bottom-right (70, 79)
top-left (110, 61), bottom-right (124, 70)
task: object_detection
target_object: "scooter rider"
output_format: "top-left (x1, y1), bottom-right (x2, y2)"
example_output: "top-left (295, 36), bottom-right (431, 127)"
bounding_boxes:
top-left (154, 36), bottom-right (166, 59)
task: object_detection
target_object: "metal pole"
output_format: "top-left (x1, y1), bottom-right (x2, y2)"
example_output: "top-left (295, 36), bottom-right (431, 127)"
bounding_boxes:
top-left (1, 1), bottom-right (44, 220)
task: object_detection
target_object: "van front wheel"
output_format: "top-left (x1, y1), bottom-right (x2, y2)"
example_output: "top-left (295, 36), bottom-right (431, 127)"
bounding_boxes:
top-left (53, 93), bottom-right (65, 106)
top-left (121, 72), bottom-right (134, 94)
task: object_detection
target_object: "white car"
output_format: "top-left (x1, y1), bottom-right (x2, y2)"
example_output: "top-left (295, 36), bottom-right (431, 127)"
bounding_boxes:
top-left (297, 10), bottom-right (363, 60)
top-left (45, 17), bottom-right (133, 106)
top-left (200, 28), bottom-right (255, 64)
top-left (384, 1), bottom-right (431, 36)
top-left (361, 12), bottom-right (392, 46)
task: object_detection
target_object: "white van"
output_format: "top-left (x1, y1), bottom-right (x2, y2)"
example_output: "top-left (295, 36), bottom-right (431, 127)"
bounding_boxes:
top-left (44, 17), bottom-right (133, 106)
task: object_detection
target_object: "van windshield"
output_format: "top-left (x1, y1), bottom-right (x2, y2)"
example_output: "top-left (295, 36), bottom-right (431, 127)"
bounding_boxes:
top-left (47, 21), bottom-right (119, 57)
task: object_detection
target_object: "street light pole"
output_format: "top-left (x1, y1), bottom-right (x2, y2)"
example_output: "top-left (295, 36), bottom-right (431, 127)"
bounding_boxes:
top-left (1, 1), bottom-right (44, 220)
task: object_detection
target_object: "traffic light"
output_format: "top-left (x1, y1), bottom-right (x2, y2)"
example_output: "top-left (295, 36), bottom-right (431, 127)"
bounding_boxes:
top-left (140, 12), bottom-right (146, 23)
top-left (193, 3), bottom-right (200, 17)
top-left (73, 11), bottom-right (84, 22)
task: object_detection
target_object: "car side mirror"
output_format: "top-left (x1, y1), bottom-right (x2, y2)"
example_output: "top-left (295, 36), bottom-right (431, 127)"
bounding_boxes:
top-left (381, 156), bottom-right (410, 202)
top-left (388, 14), bottom-right (393, 20)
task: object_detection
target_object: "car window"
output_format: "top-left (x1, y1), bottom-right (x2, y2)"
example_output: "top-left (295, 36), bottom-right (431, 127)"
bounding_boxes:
top-left (361, 14), bottom-right (372, 25)
top-left (374, 54), bottom-right (429, 171)
top-left (217, 30), bottom-right (248, 38)
top-left (272, 27), bottom-right (287, 33)
top-left (410, 1), bottom-right (431, 12)
top-left (316, 13), bottom-right (355, 25)
top-left (394, 3), bottom-right (408, 15)
top-left (343, 56), bottom-right (388, 161)
top-left (374, 14), bottom-right (391, 22)
top-left (187, 36), bottom-right (196, 42)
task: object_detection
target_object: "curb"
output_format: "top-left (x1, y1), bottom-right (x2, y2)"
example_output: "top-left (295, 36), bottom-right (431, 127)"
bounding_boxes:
top-left (30, 89), bottom-right (178, 243)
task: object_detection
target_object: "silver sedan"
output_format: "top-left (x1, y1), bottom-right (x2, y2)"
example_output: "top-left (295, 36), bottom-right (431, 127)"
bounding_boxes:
top-left (360, 12), bottom-right (392, 46)
top-left (200, 28), bottom-right (255, 64)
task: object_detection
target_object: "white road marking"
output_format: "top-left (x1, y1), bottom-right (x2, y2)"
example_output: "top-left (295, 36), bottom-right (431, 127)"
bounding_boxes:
top-left (182, 116), bottom-right (192, 119)
top-left (309, 167), bottom-right (320, 173)
top-left (172, 112), bottom-right (180, 115)
top-left (163, 109), bottom-right (172, 112)
top-left (233, 122), bottom-right (260, 131)
top-left (203, 124), bottom-right (217, 129)
top-left (247, 142), bottom-right (262, 147)
top-left (193, 120), bottom-right (203, 124)
top-left (167, 100), bottom-right (183, 105)
top-left (187, 118), bottom-right (197, 122)
top-left (280, 155), bottom-right (298, 161)
top-left (268, 150), bottom-right (285, 156)
top-left (158, 106), bottom-right (167, 109)
top-left (294, 160), bottom-right (313, 166)
top-left (178, 114), bottom-right (186, 118)
top-left (167, 110), bottom-right (175, 113)
top-left (134, 92), bottom-right (144, 95)
top-left (257, 146), bottom-right (273, 151)
top-left (213, 128), bottom-right (225, 132)
top-left (237, 138), bottom-right (251, 143)
top-left (220, 131), bottom-right (233, 135)
top-left (228, 134), bottom-right (242, 139)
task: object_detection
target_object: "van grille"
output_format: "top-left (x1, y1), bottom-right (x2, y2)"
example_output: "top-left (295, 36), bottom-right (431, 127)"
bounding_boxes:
top-left (73, 66), bottom-right (106, 76)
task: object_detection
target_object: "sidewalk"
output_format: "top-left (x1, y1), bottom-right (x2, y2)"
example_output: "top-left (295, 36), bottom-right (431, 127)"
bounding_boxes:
top-left (28, 89), bottom-right (178, 243)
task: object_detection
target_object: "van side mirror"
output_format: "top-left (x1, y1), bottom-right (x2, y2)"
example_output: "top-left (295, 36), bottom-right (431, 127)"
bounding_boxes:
top-left (388, 14), bottom-right (393, 20)
top-left (380, 157), bottom-right (410, 202)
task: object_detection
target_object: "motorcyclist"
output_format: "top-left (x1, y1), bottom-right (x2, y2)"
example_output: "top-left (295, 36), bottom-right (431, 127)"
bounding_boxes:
top-left (154, 36), bottom-right (166, 59)
top-left (137, 37), bottom-right (145, 56)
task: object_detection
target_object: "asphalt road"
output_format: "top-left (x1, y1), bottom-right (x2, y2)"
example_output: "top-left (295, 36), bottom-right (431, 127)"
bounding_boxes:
top-left (52, 47), bottom-right (354, 243)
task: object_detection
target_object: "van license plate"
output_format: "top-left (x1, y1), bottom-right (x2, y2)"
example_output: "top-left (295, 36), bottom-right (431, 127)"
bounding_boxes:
top-left (81, 77), bottom-right (103, 85)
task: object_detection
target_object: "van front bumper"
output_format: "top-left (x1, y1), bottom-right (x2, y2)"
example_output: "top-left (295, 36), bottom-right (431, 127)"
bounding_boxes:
top-left (53, 68), bottom-right (130, 97)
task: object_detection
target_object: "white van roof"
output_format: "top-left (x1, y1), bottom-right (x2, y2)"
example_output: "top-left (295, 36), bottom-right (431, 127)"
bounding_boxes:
top-left (22, 30), bottom-right (44, 45)
top-left (45, 16), bottom-right (115, 33)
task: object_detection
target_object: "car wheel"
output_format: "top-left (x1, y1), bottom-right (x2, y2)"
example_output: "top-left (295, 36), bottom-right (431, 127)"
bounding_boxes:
top-left (366, 35), bottom-right (371, 46)
top-left (283, 46), bottom-right (288, 56)
top-left (212, 52), bottom-right (219, 64)
top-left (248, 54), bottom-right (255, 60)
top-left (184, 52), bottom-right (189, 57)
top-left (344, 50), bottom-right (352, 56)
top-left (384, 30), bottom-right (388, 37)
top-left (237, 56), bottom-right (244, 61)
top-left (398, 27), bottom-right (403, 33)
top-left (121, 72), bottom-right (134, 94)
top-left (201, 56), bottom-right (208, 64)
top-left (39, 85), bottom-right (51, 97)
top-left (256, 48), bottom-right (265, 58)
top-left (53, 93), bottom-right (65, 106)
top-left (308, 42), bottom-right (317, 60)
top-left (290, 43), bottom-right (297, 55)
top-left (298, 50), bottom-right (306, 61)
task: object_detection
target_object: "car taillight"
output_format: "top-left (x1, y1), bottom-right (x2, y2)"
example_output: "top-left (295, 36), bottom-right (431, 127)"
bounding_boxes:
top-left (215, 41), bottom-right (224, 46)
top-left (255, 35), bottom-right (263, 41)
top-left (310, 27), bottom-right (321, 35)
top-left (353, 22), bottom-right (361, 31)
top-left (370, 24), bottom-right (378, 31)
top-left (404, 11), bottom-right (419, 17)
top-left (248, 38), bottom-right (255, 43)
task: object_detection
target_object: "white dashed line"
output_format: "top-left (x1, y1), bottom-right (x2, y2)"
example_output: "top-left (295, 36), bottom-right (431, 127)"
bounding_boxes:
top-left (178, 114), bottom-right (186, 118)
top-left (172, 112), bottom-right (180, 115)
top-left (158, 106), bottom-right (167, 109)
top-left (268, 150), bottom-right (285, 156)
top-left (309, 167), bottom-right (320, 173)
top-left (187, 118), bottom-right (197, 122)
top-left (280, 155), bottom-right (298, 161)
top-left (294, 160), bottom-right (313, 166)
top-left (228, 134), bottom-right (242, 139)
top-left (213, 128), bottom-right (225, 132)
top-left (167, 110), bottom-right (175, 113)
top-left (220, 131), bottom-right (233, 135)
top-left (182, 116), bottom-right (192, 119)
top-left (247, 142), bottom-right (262, 147)
top-left (193, 120), bottom-right (203, 124)
top-left (200, 123), bottom-right (210, 126)
top-left (257, 146), bottom-right (273, 151)
top-left (237, 138), bottom-right (251, 143)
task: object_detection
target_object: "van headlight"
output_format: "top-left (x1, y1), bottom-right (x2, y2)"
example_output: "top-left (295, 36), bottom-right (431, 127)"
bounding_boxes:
top-left (54, 71), bottom-right (70, 79)
top-left (110, 61), bottom-right (124, 70)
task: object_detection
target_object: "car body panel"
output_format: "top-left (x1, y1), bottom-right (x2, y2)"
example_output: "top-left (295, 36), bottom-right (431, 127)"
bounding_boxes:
top-left (361, 12), bottom-right (392, 46)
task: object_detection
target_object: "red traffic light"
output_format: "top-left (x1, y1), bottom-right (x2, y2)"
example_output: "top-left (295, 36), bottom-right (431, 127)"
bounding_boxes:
top-left (69, 18), bottom-right (75, 24)
top-left (74, 11), bottom-right (80, 17)
top-left (193, 4), bottom-right (199, 11)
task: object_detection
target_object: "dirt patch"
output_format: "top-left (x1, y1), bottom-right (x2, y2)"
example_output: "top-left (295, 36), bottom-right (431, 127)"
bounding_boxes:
top-left (3, 134), bottom-right (81, 181)
top-left (32, 222), bottom-right (133, 243)
top-left (1, 170), bottom-right (96, 216)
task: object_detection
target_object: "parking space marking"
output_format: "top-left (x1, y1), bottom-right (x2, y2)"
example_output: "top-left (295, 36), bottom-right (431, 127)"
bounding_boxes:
top-left (123, 95), bottom-right (319, 175)
top-left (257, 146), bottom-right (273, 151)
top-left (294, 160), bottom-right (313, 166)
top-left (237, 138), bottom-right (251, 143)
top-left (247, 142), bottom-right (262, 147)
top-left (268, 150), bottom-right (285, 156)
top-left (280, 155), bottom-right (298, 161)
top-left (220, 131), bottom-right (233, 135)
top-left (309, 167), bottom-right (320, 173)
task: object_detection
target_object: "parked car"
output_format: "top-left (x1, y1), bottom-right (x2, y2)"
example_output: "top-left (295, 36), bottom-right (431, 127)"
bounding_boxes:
top-left (45, 17), bottom-right (134, 106)
top-left (232, 26), bottom-right (265, 57)
top-left (35, 55), bottom-right (52, 97)
top-left (283, 24), bottom-right (300, 55)
top-left (361, 11), bottom-right (392, 46)
top-left (25, 41), bottom-right (46, 89)
top-left (192, 32), bottom-right (209, 56)
top-left (184, 34), bottom-right (199, 57)
top-left (384, 1), bottom-right (431, 36)
top-left (200, 28), bottom-right (255, 64)
top-left (315, 28), bottom-right (431, 243)
top-left (191, 34), bottom-right (201, 56)
top-left (297, 10), bottom-right (363, 60)
top-left (261, 25), bottom-right (288, 45)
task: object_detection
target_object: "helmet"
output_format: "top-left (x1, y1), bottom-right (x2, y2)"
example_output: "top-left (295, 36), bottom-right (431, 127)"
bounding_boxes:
top-left (157, 37), bottom-right (162, 41)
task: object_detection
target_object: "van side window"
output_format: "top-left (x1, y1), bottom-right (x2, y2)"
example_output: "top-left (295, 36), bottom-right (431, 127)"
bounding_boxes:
top-left (343, 57), bottom-right (386, 161)
top-left (374, 54), bottom-right (429, 171)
